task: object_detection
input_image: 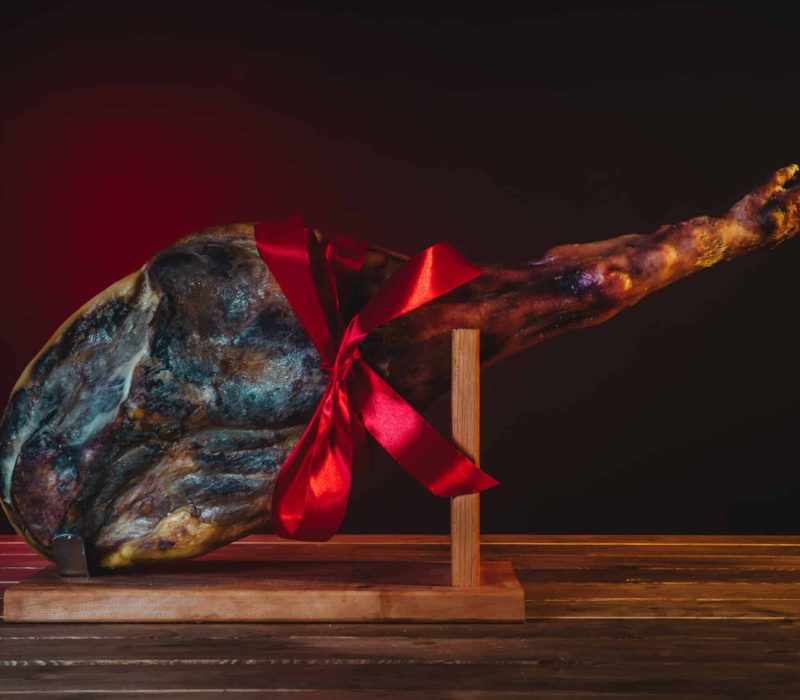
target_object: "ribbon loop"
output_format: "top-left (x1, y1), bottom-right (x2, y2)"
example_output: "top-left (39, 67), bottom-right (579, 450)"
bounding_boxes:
top-left (255, 217), bottom-right (498, 541)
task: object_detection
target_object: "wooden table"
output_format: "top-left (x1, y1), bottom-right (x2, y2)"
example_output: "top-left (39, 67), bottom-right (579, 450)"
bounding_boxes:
top-left (1, 534), bottom-right (799, 697)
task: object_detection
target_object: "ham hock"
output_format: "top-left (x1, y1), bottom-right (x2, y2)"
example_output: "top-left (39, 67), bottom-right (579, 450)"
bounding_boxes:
top-left (1, 165), bottom-right (798, 569)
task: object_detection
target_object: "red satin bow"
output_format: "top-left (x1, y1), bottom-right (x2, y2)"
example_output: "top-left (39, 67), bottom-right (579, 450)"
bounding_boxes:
top-left (255, 216), bottom-right (498, 541)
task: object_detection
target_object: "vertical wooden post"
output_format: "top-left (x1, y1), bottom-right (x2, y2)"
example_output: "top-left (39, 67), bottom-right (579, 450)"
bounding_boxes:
top-left (451, 328), bottom-right (481, 587)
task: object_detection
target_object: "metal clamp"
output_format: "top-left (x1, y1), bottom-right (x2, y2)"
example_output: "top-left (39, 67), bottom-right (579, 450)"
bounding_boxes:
top-left (51, 534), bottom-right (91, 577)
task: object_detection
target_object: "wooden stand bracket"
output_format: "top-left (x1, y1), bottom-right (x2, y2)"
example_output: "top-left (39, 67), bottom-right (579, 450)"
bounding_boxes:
top-left (4, 329), bottom-right (525, 623)
top-left (451, 329), bottom-right (482, 588)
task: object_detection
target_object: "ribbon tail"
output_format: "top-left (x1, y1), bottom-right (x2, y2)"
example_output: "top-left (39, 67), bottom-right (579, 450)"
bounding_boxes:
top-left (347, 360), bottom-right (499, 497)
top-left (271, 386), bottom-right (353, 541)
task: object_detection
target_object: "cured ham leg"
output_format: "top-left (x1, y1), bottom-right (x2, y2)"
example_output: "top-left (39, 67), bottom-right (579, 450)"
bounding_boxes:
top-left (1, 165), bottom-right (798, 569)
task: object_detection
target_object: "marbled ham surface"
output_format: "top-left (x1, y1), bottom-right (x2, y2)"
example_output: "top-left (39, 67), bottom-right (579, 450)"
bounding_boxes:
top-left (1, 225), bottom-right (330, 568)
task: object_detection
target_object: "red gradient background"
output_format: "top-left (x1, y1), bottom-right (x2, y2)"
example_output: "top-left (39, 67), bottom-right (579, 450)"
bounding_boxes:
top-left (2, 1), bottom-right (800, 535)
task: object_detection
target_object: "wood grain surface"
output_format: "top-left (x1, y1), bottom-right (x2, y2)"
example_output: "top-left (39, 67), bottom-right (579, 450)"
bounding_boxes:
top-left (2, 534), bottom-right (800, 697)
top-left (3, 560), bottom-right (524, 623)
top-left (450, 329), bottom-right (481, 587)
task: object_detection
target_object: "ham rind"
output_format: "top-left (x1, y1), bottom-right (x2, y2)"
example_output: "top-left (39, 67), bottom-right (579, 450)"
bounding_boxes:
top-left (1, 166), bottom-right (798, 569)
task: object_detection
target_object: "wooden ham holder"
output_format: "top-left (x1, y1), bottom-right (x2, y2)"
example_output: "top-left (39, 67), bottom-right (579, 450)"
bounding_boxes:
top-left (4, 330), bottom-right (525, 623)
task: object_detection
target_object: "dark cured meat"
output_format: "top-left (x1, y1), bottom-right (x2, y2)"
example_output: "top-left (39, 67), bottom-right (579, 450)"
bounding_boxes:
top-left (1, 165), bottom-right (798, 568)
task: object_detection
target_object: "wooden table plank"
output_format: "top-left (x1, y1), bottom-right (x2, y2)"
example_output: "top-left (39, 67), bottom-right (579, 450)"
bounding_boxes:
top-left (2, 625), bottom-right (797, 663)
top-left (3, 533), bottom-right (800, 544)
top-left (1, 535), bottom-right (799, 696)
top-left (0, 661), bottom-right (798, 694)
top-left (2, 617), bottom-right (799, 640)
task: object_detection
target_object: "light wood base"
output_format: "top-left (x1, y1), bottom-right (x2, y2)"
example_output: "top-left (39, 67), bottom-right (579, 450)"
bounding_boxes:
top-left (3, 559), bottom-right (525, 623)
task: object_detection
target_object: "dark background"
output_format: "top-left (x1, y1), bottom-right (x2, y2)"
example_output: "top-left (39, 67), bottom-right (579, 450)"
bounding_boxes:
top-left (1, 0), bottom-right (798, 535)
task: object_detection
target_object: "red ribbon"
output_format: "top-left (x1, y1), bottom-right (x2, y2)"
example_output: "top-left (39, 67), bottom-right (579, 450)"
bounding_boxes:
top-left (255, 216), bottom-right (498, 541)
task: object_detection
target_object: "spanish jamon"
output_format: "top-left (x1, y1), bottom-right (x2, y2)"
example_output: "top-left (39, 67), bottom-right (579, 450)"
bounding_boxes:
top-left (1, 165), bottom-right (798, 569)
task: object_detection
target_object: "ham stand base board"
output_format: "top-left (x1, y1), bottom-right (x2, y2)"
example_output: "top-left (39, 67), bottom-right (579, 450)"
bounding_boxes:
top-left (4, 330), bottom-right (525, 623)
